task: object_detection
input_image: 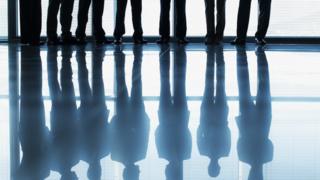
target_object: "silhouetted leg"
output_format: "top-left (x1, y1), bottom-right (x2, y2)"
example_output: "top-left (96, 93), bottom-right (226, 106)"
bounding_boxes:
top-left (255, 0), bottom-right (271, 39)
top-left (20, 0), bottom-right (31, 43)
top-left (76, 0), bottom-right (92, 38)
top-left (204, 0), bottom-right (215, 39)
top-left (47, 0), bottom-right (61, 39)
top-left (159, 0), bottom-right (171, 38)
top-left (30, 0), bottom-right (42, 43)
top-left (175, 0), bottom-right (187, 39)
top-left (216, 0), bottom-right (226, 37)
top-left (60, 0), bottom-right (75, 37)
top-left (236, 0), bottom-right (252, 39)
top-left (114, 0), bottom-right (128, 38)
top-left (131, 0), bottom-right (143, 39)
top-left (92, 0), bottom-right (106, 38)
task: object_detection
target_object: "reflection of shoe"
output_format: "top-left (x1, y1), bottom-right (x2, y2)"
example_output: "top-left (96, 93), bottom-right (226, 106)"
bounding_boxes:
top-left (204, 37), bottom-right (215, 45)
top-left (177, 38), bottom-right (189, 44)
top-left (114, 37), bottom-right (123, 44)
top-left (47, 37), bottom-right (61, 45)
top-left (133, 38), bottom-right (148, 44)
top-left (61, 171), bottom-right (78, 180)
top-left (156, 37), bottom-right (170, 44)
top-left (96, 37), bottom-right (113, 45)
top-left (230, 38), bottom-right (246, 45)
top-left (29, 41), bottom-right (45, 46)
top-left (61, 36), bottom-right (77, 44)
top-left (76, 37), bottom-right (87, 45)
top-left (255, 37), bottom-right (267, 45)
top-left (214, 35), bottom-right (223, 44)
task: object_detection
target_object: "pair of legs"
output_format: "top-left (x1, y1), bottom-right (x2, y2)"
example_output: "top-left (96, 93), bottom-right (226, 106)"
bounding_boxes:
top-left (20, 0), bottom-right (42, 44)
top-left (204, 0), bottom-right (226, 42)
top-left (159, 0), bottom-right (187, 42)
top-left (76, 0), bottom-right (106, 40)
top-left (47, 0), bottom-right (75, 41)
top-left (114, 0), bottom-right (143, 40)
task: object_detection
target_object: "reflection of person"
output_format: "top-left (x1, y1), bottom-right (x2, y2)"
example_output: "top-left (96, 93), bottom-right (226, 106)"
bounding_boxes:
top-left (47, 0), bottom-right (77, 44)
top-left (47, 46), bottom-right (80, 180)
top-left (204, 0), bottom-right (226, 44)
top-left (110, 45), bottom-right (150, 180)
top-left (197, 45), bottom-right (230, 177)
top-left (155, 45), bottom-right (192, 180)
top-left (157, 0), bottom-right (188, 44)
top-left (76, 0), bottom-right (112, 44)
top-left (231, 0), bottom-right (271, 45)
top-left (113, 0), bottom-right (147, 44)
top-left (76, 47), bottom-right (110, 180)
top-left (17, 46), bottom-right (51, 179)
top-left (236, 47), bottom-right (273, 180)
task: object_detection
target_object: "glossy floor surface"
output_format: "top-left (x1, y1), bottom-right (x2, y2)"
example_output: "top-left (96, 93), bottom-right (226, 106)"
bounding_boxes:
top-left (1, 43), bottom-right (320, 180)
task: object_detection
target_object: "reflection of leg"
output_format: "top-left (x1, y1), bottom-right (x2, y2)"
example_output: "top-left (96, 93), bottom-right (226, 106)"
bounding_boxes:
top-left (77, 50), bottom-right (92, 105)
top-left (131, 0), bottom-right (143, 39)
top-left (131, 52), bottom-right (143, 106)
top-left (204, 0), bottom-right (215, 38)
top-left (114, 0), bottom-right (128, 38)
top-left (236, 0), bottom-right (252, 39)
top-left (255, 0), bottom-right (271, 39)
top-left (203, 48), bottom-right (215, 105)
top-left (173, 48), bottom-right (187, 107)
top-left (159, 48), bottom-right (172, 108)
top-left (215, 47), bottom-right (226, 105)
top-left (115, 51), bottom-right (129, 109)
top-left (159, 0), bottom-right (171, 38)
top-left (175, 0), bottom-right (187, 39)
top-left (47, 47), bottom-right (61, 100)
top-left (216, 0), bottom-right (226, 37)
top-left (92, 49), bottom-right (106, 106)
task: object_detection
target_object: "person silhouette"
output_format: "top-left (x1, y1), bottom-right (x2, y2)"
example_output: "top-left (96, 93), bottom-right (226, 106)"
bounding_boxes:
top-left (197, 45), bottom-right (231, 177)
top-left (76, 47), bottom-right (110, 180)
top-left (47, 0), bottom-right (77, 44)
top-left (204, 0), bottom-right (226, 44)
top-left (157, 0), bottom-right (188, 44)
top-left (113, 0), bottom-right (147, 44)
top-left (235, 46), bottom-right (274, 180)
top-left (76, 0), bottom-right (112, 44)
top-left (16, 46), bottom-right (51, 179)
top-left (231, 0), bottom-right (271, 45)
top-left (110, 45), bottom-right (150, 180)
top-left (47, 46), bottom-right (80, 180)
top-left (155, 45), bottom-right (192, 180)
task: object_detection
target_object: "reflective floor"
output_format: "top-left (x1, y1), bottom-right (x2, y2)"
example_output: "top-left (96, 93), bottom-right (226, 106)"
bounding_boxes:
top-left (1, 43), bottom-right (320, 180)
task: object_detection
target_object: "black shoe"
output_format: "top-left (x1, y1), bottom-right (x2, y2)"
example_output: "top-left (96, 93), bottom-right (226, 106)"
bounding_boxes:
top-left (61, 36), bottom-right (77, 44)
top-left (230, 38), bottom-right (246, 45)
top-left (205, 37), bottom-right (215, 45)
top-left (114, 37), bottom-right (123, 44)
top-left (133, 38), bottom-right (148, 44)
top-left (96, 37), bottom-right (113, 45)
top-left (156, 37), bottom-right (170, 44)
top-left (76, 37), bottom-right (87, 45)
top-left (177, 38), bottom-right (189, 44)
top-left (29, 41), bottom-right (45, 46)
top-left (255, 37), bottom-right (267, 45)
top-left (214, 35), bottom-right (224, 44)
top-left (47, 37), bottom-right (61, 45)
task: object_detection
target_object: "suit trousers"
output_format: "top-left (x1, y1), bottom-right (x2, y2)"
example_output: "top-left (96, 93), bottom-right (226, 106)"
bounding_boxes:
top-left (205, 0), bottom-right (226, 38)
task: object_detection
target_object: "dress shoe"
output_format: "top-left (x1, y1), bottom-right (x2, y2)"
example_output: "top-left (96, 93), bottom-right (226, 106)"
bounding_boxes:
top-left (76, 37), bottom-right (87, 45)
top-left (230, 38), bottom-right (246, 45)
top-left (156, 37), bottom-right (170, 44)
top-left (47, 37), bottom-right (61, 45)
top-left (133, 38), bottom-right (148, 44)
top-left (114, 37), bottom-right (123, 44)
top-left (204, 37), bottom-right (215, 45)
top-left (255, 37), bottom-right (267, 45)
top-left (61, 36), bottom-right (77, 44)
top-left (96, 37), bottom-right (113, 45)
top-left (177, 38), bottom-right (189, 44)
top-left (29, 41), bottom-right (45, 46)
top-left (214, 35), bottom-right (224, 44)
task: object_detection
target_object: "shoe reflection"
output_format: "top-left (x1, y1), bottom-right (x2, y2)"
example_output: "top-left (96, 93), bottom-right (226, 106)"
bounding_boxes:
top-left (197, 45), bottom-right (231, 178)
top-left (47, 46), bottom-right (80, 180)
top-left (110, 45), bottom-right (150, 180)
top-left (236, 47), bottom-right (273, 180)
top-left (17, 46), bottom-right (51, 180)
top-left (155, 45), bottom-right (192, 180)
top-left (76, 46), bottom-right (110, 180)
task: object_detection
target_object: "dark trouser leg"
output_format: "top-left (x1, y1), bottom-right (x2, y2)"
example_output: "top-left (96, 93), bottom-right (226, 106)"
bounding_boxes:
top-left (60, 0), bottom-right (75, 37)
top-left (216, 0), bottom-right (226, 37)
top-left (175, 0), bottom-right (186, 39)
top-left (76, 0), bottom-right (91, 38)
top-left (92, 0), bottom-right (106, 38)
top-left (159, 0), bottom-right (171, 38)
top-left (47, 0), bottom-right (61, 39)
top-left (31, 0), bottom-right (42, 43)
top-left (20, 0), bottom-right (32, 43)
top-left (236, 0), bottom-right (252, 39)
top-left (204, 0), bottom-right (215, 38)
top-left (255, 0), bottom-right (271, 39)
top-left (131, 0), bottom-right (143, 39)
top-left (114, 0), bottom-right (128, 38)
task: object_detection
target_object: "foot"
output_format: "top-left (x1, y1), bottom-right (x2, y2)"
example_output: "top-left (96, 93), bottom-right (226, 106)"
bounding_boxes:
top-left (47, 37), bottom-right (61, 45)
top-left (29, 41), bottom-right (45, 46)
top-left (204, 37), bottom-right (215, 45)
top-left (96, 37), bottom-right (113, 45)
top-left (61, 36), bottom-right (77, 44)
top-left (133, 38), bottom-right (148, 44)
top-left (177, 38), bottom-right (189, 44)
top-left (114, 37), bottom-right (123, 44)
top-left (214, 35), bottom-right (224, 44)
top-left (255, 37), bottom-right (267, 45)
top-left (230, 38), bottom-right (246, 45)
top-left (76, 37), bottom-right (87, 45)
top-left (156, 37), bottom-right (170, 44)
